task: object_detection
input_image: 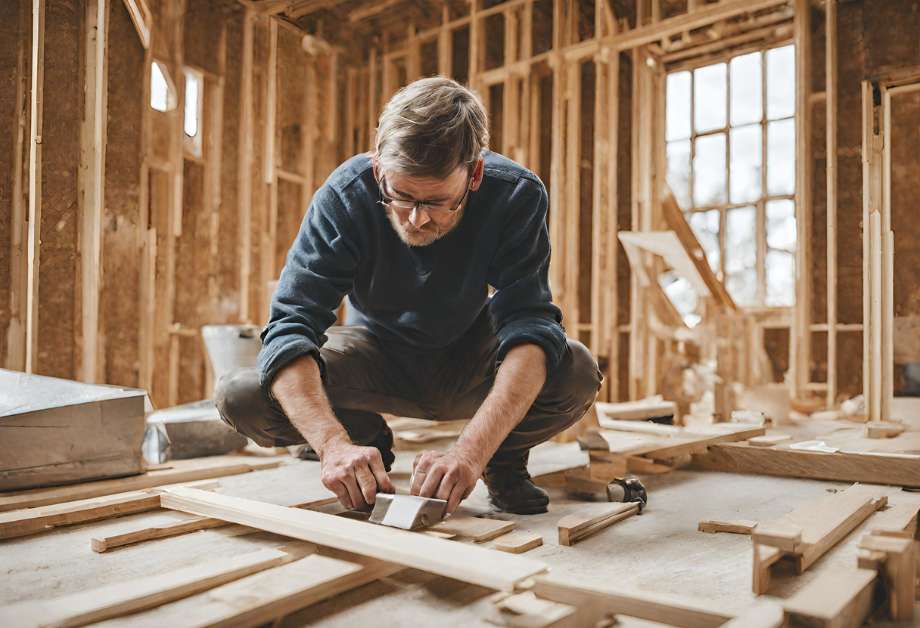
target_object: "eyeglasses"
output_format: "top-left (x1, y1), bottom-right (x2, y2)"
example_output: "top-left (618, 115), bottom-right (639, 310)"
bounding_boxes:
top-left (376, 172), bottom-right (473, 217)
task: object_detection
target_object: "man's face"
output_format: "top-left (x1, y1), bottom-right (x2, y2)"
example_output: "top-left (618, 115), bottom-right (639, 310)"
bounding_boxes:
top-left (378, 163), bottom-right (478, 247)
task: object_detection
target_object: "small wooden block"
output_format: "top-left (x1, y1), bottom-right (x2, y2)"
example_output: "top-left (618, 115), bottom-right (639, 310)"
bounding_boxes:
top-left (783, 568), bottom-right (877, 627)
top-left (752, 523), bottom-right (803, 552)
top-left (558, 503), bottom-right (638, 546)
top-left (747, 434), bottom-right (792, 447)
top-left (431, 515), bottom-right (516, 542)
top-left (698, 519), bottom-right (758, 535)
top-left (865, 421), bottom-right (906, 439)
top-left (493, 531), bottom-right (543, 554)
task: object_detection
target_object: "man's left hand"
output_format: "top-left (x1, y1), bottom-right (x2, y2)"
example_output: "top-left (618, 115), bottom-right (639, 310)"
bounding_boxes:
top-left (411, 449), bottom-right (483, 514)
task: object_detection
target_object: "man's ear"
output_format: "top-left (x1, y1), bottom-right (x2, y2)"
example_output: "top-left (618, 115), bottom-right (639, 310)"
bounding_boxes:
top-left (469, 158), bottom-right (485, 192)
top-left (371, 154), bottom-right (379, 180)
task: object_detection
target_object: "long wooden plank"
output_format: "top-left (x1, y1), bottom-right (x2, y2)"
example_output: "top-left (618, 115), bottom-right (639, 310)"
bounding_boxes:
top-left (90, 495), bottom-right (338, 552)
top-left (0, 479), bottom-right (220, 540)
top-left (0, 546), bottom-right (308, 628)
top-left (0, 456), bottom-right (284, 512)
top-left (592, 425), bottom-right (766, 461)
top-left (558, 503), bottom-right (639, 546)
top-left (92, 550), bottom-right (401, 627)
top-left (159, 487), bottom-right (546, 591)
top-left (691, 442), bottom-right (920, 488)
top-left (531, 574), bottom-right (732, 628)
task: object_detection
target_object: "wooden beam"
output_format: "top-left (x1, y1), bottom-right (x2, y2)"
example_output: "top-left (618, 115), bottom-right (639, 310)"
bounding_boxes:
top-left (79, 0), bottom-right (109, 384)
top-left (121, 0), bottom-right (151, 48)
top-left (698, 519), bottom-right (757, 535)
top-left (692, 442), bottom-right (920, 488)
top-left (824, 0), bottom-right (837, 408)
top-left (238, 9), bottom-right (254, 322)
top-left (782, 568), bottom-right (877, 628)
top-left (348, 0), bottom-right (403, 23)
top-left (0, 546), bottom-right (308, 627)
top-left (159, 486), bottom-right (547, 591)
top-left (25, 0), bottom-right (45, 374)
top-left (612, 0), bottom-right (791, 52)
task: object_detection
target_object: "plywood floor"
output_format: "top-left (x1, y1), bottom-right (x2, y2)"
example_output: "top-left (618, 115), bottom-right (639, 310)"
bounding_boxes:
top-left (2, 442), bottom-right (918, 627)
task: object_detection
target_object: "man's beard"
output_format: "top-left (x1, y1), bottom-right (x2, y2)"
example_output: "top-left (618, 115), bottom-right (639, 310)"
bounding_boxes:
top-left (385, 207), bottom-right (464, 247)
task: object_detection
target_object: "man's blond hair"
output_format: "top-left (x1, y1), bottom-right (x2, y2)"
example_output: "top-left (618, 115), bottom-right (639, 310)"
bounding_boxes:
top-left (374, 77), bottom-right (489, 179)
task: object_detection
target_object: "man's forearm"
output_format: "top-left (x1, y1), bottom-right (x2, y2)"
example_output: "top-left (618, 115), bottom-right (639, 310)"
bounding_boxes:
top-left (270, 355), bottom-right (350, 455)
top-left (453, 343), bottom-right (547, 468)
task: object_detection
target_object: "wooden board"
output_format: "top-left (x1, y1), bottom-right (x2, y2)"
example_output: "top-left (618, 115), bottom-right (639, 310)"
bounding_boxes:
top-left (697, 519), bottom-right (757, 535)
top-left (430, 514), bottom-right (516, 542)
top-left (90, 495), bottom-right (338, 552)
top-left (159, 486), bottom-right (547, 591)
top-left (691, 442), bottom-right (920, 488)
top-left (0, 456), bottom-right (284, 512)
top-left (0, 546), bottom-right (308, 627)
top-left (558, 502), bottom-right (639, 546)
top-left (782, 568), bottom-right (876, 628)
top-left (747, 435), bottom-right (792, 447)
top-left (869, 501), bottom-right (920, 538)
top-left (531, 573), bottom-right (732, 628)
top-left (493, 530), bottom-right (544, 554)
top-left (91, 549), bottom-right (402, 627)
top-left (591, 424), bottom-right (766, 462)
top-left (594, 399), bottom-right (677, 421)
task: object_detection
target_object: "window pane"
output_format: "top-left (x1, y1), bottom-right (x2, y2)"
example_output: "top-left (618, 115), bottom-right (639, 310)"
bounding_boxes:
top-left (725, 206), bottom-right (757, 305)
top-left (693, 133), bottom-right (727, 206)
top-left (660, 271), bottom-right (701, 328)
top-left (694, 63), bottom-right (727, 132)
top-left (730, 124), bottom-right (762, 204)
top-left (667, 71), bottom-right (692, 141)
top-left (667, 140), bottom-right (691, 209)
top-left (687, 209), bottom-right (720, 274)
top-left (184, 70), bottom-right (201, 138)
top-left (767, 118), bottom-right (795, 195)
top-left (151, 62), bottom-right (170, 112)
top-left (766, 45), bottom-right (795, 120)
top-left (766, 249), bottom-right (795, 306)
top-left (767, 199), bottom-right (796, 252)
top-left (730, 52), bottom-right (762, 126)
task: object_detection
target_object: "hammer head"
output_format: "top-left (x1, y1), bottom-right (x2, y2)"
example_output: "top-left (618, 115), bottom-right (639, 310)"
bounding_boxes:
top-left (368, 493), bottom-right (448, 530)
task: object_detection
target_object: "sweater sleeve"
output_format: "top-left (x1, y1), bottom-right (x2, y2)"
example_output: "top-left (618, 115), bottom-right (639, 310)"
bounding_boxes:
top-left (257, 184), bottom-right (359, 393)
top-left (486, 176), bottom-right (568, 371)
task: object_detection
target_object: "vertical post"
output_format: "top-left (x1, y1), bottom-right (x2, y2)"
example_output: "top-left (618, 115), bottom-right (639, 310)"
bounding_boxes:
top-left (792, 0), bottom-right (811, 400)
top-left (25, 0), bottom-right (45, 374)
top-left (238, 8), bottom-right (254, 322)
top-left (825, 0), bottom-right (837, 407)
top-left (548, 0), bottom-right (566, 329)
top-left (80, 0), bottom-right (109, 383)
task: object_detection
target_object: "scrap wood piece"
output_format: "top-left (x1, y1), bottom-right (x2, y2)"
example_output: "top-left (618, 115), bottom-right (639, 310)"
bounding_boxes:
top-left (431, 514), bottom-right (516, 542)
top-left (90, 494), bottom-right (338, 553)
top-left (868, 501), bottom-right (920, 538)
top-left (0, 456), bottom-right (284, 512)
top-left (782, 568), bottom-right (877, 628)
top-left (159, 486), bottom-right (546, 591)
top-left (558, 502), bottom-right (639, 546)
top-left (594, 398), bottom-right (677, 421)
top-left (751, 484), bottom-right (887, 593)
top-left (697, 519), bottom-right (757, 535)
top-left (747, 434), bottom-right (792, 447)
top-left (0, 479), bottom-right (219, 541)
top-left (489, 591), bottom-right (575, 627)
top-left (91, 549), bottom-right (401, 628)
top-left (493, 530), bottom-right (543, 554)
top-left (865, 421), bottom-right (906, 439)
top-left (753, 544), bottom-right (784, 596)
top-left (531, 573), bottom-right (733, 627)
top-left (858, 535), bottom-right (917, 621)
top-left (691, 442), bottom-right (920, 488)
top-left (0, 545), bottom-right (310, 628)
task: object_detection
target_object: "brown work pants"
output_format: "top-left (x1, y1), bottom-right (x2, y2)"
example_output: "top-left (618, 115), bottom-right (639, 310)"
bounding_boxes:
top-left (215, 313), bottom-right (601, 466)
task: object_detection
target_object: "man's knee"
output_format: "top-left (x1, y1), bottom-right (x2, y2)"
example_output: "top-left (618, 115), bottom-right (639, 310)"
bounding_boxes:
top-left (214, 367), bottom-right (267, 435)
top-left (547, 339), bottom-right (602, 413)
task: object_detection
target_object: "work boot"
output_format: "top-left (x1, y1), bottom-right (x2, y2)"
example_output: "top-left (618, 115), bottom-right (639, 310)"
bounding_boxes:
top-left (289, 423), bottom-right (396, 472)
top-left (483, 452), bottom-right (549, 515)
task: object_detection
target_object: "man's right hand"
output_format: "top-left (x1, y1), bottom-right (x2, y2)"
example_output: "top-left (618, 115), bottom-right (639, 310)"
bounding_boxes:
top-left (319, 437), bottom-right (394, 510)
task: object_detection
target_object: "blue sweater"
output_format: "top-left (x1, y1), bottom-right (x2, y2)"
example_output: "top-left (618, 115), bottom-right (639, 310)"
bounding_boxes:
top-left (257, 151), bottom-right (568, 391)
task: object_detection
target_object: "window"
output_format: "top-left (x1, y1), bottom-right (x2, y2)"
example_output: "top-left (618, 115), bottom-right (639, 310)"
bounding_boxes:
top-left (665, 44), bottom-right (796, 307)
top-left (183, 68), bottom-right (203, 157)
top-left (150, 60), bottom-right (176, 112)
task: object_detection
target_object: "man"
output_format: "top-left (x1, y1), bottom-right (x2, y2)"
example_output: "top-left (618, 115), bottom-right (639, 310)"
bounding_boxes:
top-left (216, 77), bottom-right (601, 515)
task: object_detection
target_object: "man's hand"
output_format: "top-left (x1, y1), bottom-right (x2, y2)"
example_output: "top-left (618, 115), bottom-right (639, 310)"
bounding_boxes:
top-left (411, 449), bottom-right (483, 514)
top-left (320, 437), bottom-right (394, 510)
